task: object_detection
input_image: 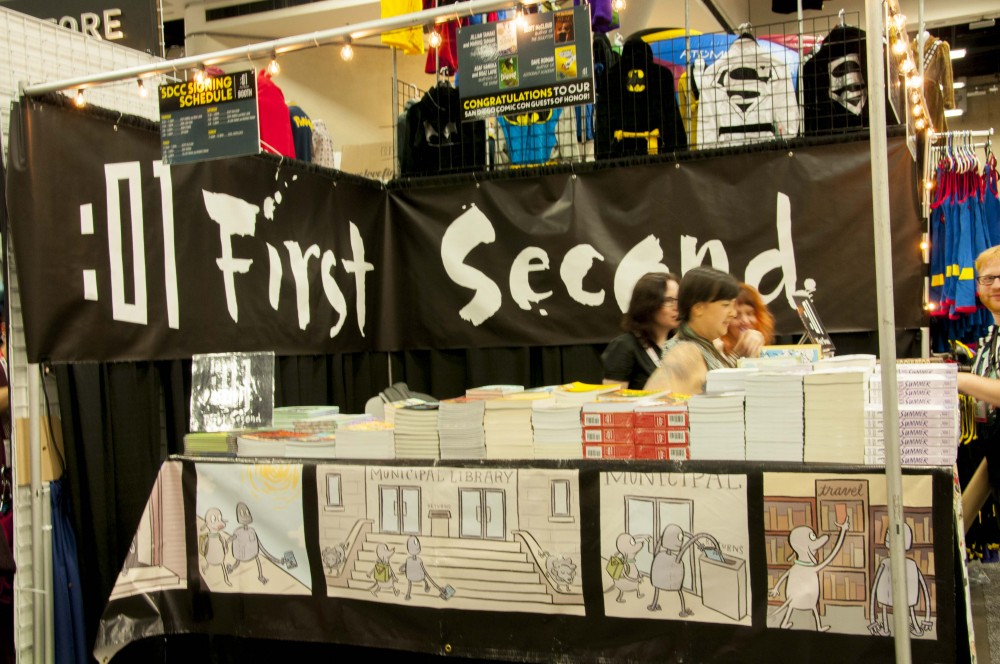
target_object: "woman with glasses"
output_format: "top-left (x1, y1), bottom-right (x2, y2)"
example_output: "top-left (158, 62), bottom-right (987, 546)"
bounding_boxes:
top-left (644, 266), bottom-right (744, 395)
top-left (602, 272), bottom-right (681, 390)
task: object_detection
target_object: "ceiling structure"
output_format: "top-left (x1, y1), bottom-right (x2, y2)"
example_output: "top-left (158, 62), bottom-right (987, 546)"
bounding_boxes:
top-left (162, 0), bottom-right (999, 77)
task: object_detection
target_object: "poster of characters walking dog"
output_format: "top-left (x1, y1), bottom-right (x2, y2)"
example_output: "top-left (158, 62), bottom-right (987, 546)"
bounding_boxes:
top-left (763, 472), bottom-right (937, 638)
top-left (600, 472), bottom-right (751, 626)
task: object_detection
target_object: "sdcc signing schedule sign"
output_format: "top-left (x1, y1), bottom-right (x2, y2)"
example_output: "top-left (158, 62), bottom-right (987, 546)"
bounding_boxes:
top-left (158, 69), bottom-right (259, 165)
top-left (457, 5), bottom-right (595, 120)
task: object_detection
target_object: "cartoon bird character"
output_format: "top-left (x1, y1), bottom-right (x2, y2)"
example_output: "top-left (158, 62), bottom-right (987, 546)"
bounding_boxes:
top-left (769, 515), bottom-right (851, 631)
top-left (199, 507), bottom-right (231, 587)
top-left (868, 523), bottom-right (933, 637)
top-left (366, 543), bottom-right (399, 597)
top-left (604, 533), bottom-right (647, 603)
top-left (226, 501), bottom-right (287, 585)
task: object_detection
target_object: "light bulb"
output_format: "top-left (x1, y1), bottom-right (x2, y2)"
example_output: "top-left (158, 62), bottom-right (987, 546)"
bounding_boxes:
top-left (912, 103), bottom-right (924, 116)
top-left (893, 13), bottom-right (907, 29)
top-left (74, 89), bottom-right (86, 108)
top-left (428, 30), bottom-right (442, 49)
top-left (267, 55), bottom-right (280, 76)
top-left (194, 68), bottom-right (206, 84)
top-left (920, 240), bottom-right (929, 250)
top-left (613, 0), bottom-right (626, 11)
top-left (137, 79), bottom-right (148, 98)
top-left (915, 117), bottom-right (927, 130)
top-left (907, 73), bottom-right (923, 88)
top-left (910, 91), bottom-right (920, 104)
top-left (892, 39), bottom-right (906, 56)
top-left (924, 179), bottom-right (935, 190)
top-left (341, 42), bottom-right (354, 61)
top-left (900, 59), bottom-right (914, 74)
top-left (924, 301), bottom-right (937, 311)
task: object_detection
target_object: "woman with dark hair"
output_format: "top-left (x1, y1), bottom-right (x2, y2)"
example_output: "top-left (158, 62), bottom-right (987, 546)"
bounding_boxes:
top-left (602, 272), bottom-right (681, 390)
top-left (645, 266), bottom-right (747, 395)
top-left (721, 283), bottom-right (774, 359)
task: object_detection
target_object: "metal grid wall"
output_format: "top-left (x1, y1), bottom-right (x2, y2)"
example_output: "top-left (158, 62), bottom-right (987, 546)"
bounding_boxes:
top-left (0, 7), bottom-right (164, 661)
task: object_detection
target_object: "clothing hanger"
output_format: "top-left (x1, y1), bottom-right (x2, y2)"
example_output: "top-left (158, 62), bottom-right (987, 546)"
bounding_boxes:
top-left (838, 9), bottom-right (846, 28)
top-left (736, 22), bottom-right (756, 41)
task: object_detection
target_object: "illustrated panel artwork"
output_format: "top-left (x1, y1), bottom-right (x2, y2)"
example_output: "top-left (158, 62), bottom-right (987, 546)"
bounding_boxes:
top-left (317, 464), bottom-right (584, 614)
top-left (763, 472), bottom-right (937, 639)
top-left (600, 471), bottom-right (751, 626)
top-left (196, 462), bottom-right (310, 595)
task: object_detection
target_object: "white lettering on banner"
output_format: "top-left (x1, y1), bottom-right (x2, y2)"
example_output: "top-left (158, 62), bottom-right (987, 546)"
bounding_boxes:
top-left (267, 244), bottom-right (282, 310)
top-left (152, 162), bottom-right (179, 329)
top-left (441, 191), bottom-right (812, 323)
top-left (560, 244), bottom-right (605, 306)
top-left (342, 222), bottom-right (374, 338)
top-left (441, 205), bottom-right (503, 325)
top-left (285, 242), bottom-right (321, 330)
top-left (745, 192), bottom-right (800, 311)
top-left (105, 162), bottom-right (148, 325)
top-left (321, 251), bottom-right (348, 338)
top-left (48, 8), bottom-right (125, 41)
top-left (203, 190), bottom-right (257, 323)
top-left (614, 235), bottom-right (672, 312)
top-left (510, 247), bottom-right (553, 312)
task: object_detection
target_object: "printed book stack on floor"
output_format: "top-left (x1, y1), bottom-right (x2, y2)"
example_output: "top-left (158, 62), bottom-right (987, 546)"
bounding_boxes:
top-left (744, 370), bottom-right (809, 462)
top-left (335, 420), bottom-right (396, 459)
top-left (864, 363), bottom-right (959, 466)
top-left (531, 400), bottom-right (583, 459)
top-left (687, 392), bottom-right (746, 460)
top-left (484, 392), bottom-right (550, 459)
top-left (438, 397), bottom-right (487, 460)
top-left (393, 402), bottom-right (441, 459)
top-left (803, 367), bottom-right (871, 464)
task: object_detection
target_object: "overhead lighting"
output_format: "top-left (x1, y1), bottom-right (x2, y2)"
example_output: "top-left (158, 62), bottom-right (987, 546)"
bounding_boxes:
top-left (341, 37), bottom-right (354, 62)
top-left (969, 17), bottom-right (996, 30)
top-left (953, 80), bottom-right (966, 89)
top-left (950, 48), bottom-right (967, 59)
top-left (892, 39), bottom-right (907, 56)
top-left (944, 108), bottom-right (965, 117)
top-left (267, 50), bottom-right (281, 76)
top-left (194, 66), bottom-right (207, 84)
top-left (137, 79), bottom-right (148, 98)
top-left (74, 88), bottom-right (86, 108)
top-left (613, 0), bottom-right (626, 11)
top-left (427, 28), bottom-right (442, 49)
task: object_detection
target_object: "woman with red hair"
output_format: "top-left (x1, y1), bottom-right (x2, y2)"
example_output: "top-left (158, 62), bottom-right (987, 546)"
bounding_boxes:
top-left (721, 283), bottom-right (774, 359)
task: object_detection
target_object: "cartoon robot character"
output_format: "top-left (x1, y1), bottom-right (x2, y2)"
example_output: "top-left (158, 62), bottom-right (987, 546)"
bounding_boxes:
top-left (868, 523), bottom-right (933, 637)
top-left (226, 501), bottom-right (288, 585)
top-left (199, 507), bottom-right (231, 587)
top-left (366, 543), bottom-right (399, 597)
top-left (769, 515), bottom-right (851, 631)
top-left (604, 533), bottom-right (647, 603)
top-left (647, 524), bottom-right (718, 616)
top-left (399, 535), bottom-right (446, 601)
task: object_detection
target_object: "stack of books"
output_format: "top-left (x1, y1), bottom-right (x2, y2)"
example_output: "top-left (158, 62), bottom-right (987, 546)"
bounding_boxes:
top-left (236, 429), bottom-right (301, 457)
top-left (336, 420), bottom-right (396, 459)
top-left (183, 431), bottom-right (237, 457)
top-left (293, 413), bottom-right (372, 434)
top-left (438, 397), bottom-right (487, 459)
top-left (687, 393), bottom-right (746, 460)
top-left (383, 398), bottom-right (431, 425)
top-left (633, 400), bottom-right (691, 460)
top-left (582, 401), bottom-right (637, 459)
top-left (393, 403), bottom-right (441, 459)
top-left (284, 431), bottom-right (338, 459)
top-left (705, 367), bottom-right (758, 394)
top-left (803, 368), bottom-right (871, 464)
top-left (484, 393), bottom-right (548, 459)
top-left (744, 371), bottom-right (807, 461)
top-left (864, 363), bottom-right (959, 466)
top-left (551, 382), bottom-right (620, 405)
top-left (466, 385), bottom-right (524, 400)
top-left (531, 400), bottom-right (583, 459)
top-left (272, 405), bottom-right (341, 429)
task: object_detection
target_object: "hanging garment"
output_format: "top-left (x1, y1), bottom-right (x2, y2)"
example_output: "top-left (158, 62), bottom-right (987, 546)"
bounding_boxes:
top-left (590, 0), bottom-right (619, 34)
top-left (256, 70), bottom-right (295, 158)
top-left (288, 105), bottom-right (314, 163)
top-left (696, 35), bottom-right (799, 148)
top-left (424, 0), bottom-right (460, 76)
top-left (311, 119), bottom-right (335, 169)
top-left (400, 84), bottom-right (487, 176)
top-left (914, 35), bottom-right (955, 133)
top-left (596, 38), bottom-right (687, 159)
top-left (498, 108), bottom-right (562, 165)
top-left (381, 0), bottom-right (426, 55)
top-left (51, 479), bottom-right (88, 664)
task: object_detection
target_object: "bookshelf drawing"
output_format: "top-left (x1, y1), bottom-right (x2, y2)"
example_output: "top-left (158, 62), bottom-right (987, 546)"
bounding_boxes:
top-left (763, 496), bottom-right (816, 606)
top-left (871, 506), bottom-right (936, 619)
top-left (815, 479), bottom-right (870, 619)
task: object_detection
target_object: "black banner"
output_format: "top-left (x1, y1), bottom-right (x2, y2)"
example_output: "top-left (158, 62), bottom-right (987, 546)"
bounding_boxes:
top-left (7, 98), bottom-right (924, 363)
top-left (1, 0), bottom-right (161, 55)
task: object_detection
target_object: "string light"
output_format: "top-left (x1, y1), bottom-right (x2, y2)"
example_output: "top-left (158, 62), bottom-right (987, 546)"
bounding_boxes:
top-left (907, 73), bottom-right (923, 88)
top-left (137, 79), bottom-right (148, 98)
top-left (915, 117), bottom-right (927, 131)
top-left (516, 7), bottom-right (528, 31)
top-left (73, 88), bottom-right (86, 108)
top-left (194, 66), bottom-right (207, 84)
top-left (613, 0), bottom-right (626, 11)
top-left (893, 13), bottom-right (907, 30)
top-left (340, 37), bottom-right (354, 62)
top-left (892, 39), bottom-right (907, 56)
top-left (924, 301), bottom-right (938, 312)
top-left (267, 50), bottom-right (281, 76)
top-left (910, 91), bottom-right (921, 104)
top-left (428, 28), bottom-right (442, 49)
top-left (923, 179), bottom-right (935, 190)
top-left (900, 59), bottom-right (914, 74)
top-left (920, 239), bottom-right (929, 250)
top-left (912, 103), bottom-right (924, 116)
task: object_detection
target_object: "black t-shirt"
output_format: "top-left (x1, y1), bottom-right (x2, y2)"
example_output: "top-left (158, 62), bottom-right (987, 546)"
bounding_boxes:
top-left (601, 333), bottom-right (659, 390)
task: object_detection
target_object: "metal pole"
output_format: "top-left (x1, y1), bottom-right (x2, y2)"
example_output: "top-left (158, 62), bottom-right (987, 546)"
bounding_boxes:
top-left (23, 0), bottom-right (523, 95)
top-left (28, 363), bottom-right (44, 662)
top-left (864, 0), bottom-right (911, 660)
top-left (684, 0), bottom-right (691, 137)
top-left (391, 46), bottom-right (399, 176)
top-left (917, 0), bottom-right (924, 101)
top-left (796, 0), bottom-right (804, 136)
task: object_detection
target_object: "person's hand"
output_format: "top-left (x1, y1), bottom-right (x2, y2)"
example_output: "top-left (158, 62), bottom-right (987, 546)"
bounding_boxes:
top-left (732, 329), bottom-right (765, 358)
